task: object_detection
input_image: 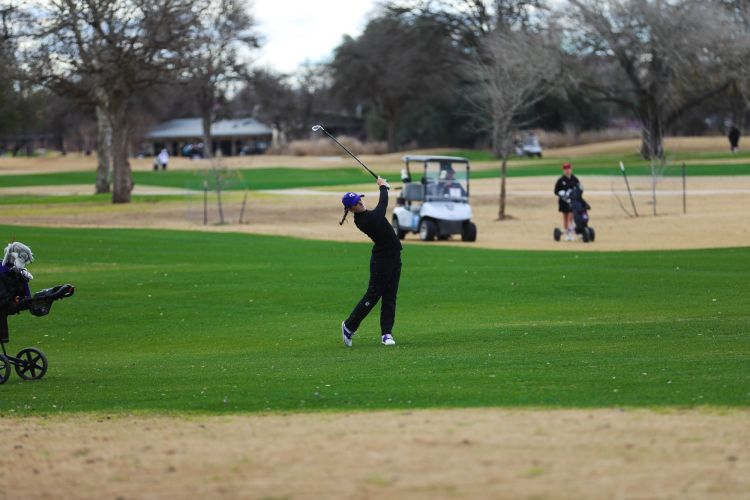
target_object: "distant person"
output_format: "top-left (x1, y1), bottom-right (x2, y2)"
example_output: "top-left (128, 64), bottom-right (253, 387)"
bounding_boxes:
top-left (728, 125), bottom-right (740, 153)
top-left (158, 148), bottom-right (170, 170)
top-left (554, 162), bottom-right (581, 241)
top-left (513, 137), bottom-right (523, 156)
top-left (439, 166), bottom-right (466, 197)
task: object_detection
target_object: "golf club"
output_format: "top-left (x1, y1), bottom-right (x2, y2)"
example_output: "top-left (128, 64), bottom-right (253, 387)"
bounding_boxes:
top-left (312, 124), bottom-right (389, 188)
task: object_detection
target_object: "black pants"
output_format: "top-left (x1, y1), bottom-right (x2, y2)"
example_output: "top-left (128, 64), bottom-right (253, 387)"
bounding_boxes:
top-left (0, 314), bottom-right (8, 344)
top-left (345, 255), bottom-right (402, 336)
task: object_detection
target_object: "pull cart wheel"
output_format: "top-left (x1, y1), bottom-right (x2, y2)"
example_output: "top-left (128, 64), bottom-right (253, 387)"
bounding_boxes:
top-left (14, 348), bottom-right (48, 380)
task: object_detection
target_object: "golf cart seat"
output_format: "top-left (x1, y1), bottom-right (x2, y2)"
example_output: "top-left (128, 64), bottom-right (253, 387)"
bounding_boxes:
top-left (402, 183), bottom-right (424, 202)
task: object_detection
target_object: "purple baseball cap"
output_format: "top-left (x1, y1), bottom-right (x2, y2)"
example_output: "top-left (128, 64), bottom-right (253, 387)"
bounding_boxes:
top-left (342, 191), bottom-right (365, 208)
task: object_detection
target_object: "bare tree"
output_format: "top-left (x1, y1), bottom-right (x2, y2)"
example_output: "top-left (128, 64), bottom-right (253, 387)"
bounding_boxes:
top-left (391, 0), bottom-right (547, 50)
top-left (234, 69), bottom-right (298, 150)
top-left (188, 0), bottom-right (259, 158)
top-left (463, 27), bottom-right (559, 220)
top-left (0, 2), bottom-right (16, 80)
top-left (567, 0), bottom-right (749, 159)
top-left (296, 62), bottom-right (332, 134)
top-left (0, 1), bottom-right (24, 137)
top-left (22, 0), bottom-right (204, 203)
top-left (719, 0), bottom-right (750, 124)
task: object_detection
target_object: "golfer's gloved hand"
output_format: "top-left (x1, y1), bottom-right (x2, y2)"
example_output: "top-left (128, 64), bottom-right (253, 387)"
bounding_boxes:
top-left (558, 190), bottom-right (566, 197)
top-left (377, 176), bottom-right (391, 189)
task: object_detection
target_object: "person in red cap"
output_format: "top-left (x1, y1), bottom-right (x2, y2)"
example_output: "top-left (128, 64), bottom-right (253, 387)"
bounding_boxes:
top-left (554, 162), bottom-right (581, 240)
top-left (338, 176), bottom-right (402, 347)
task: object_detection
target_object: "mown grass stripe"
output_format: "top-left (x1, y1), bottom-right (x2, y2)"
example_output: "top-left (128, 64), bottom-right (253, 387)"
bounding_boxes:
top-left (1, 161), bottom-right (748, 193)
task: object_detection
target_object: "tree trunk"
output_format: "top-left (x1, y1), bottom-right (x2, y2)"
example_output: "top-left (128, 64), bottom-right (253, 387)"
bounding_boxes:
top-left (498, 156), bottom-right (508, 220)
top-left (109, 96), bottom-right (133, 204)
top-left (202, 113), bottom-right (213, 159)
top-left (95, 105), bottom-right (112, 194)
top-left (197, 82), bottom-right (215, 159)
top-left (492, 123), bottom-right (510, 220)
top-left (639, 99), bottom-right (664, 160)
top-left (271, 124), bottom-right (287, 151)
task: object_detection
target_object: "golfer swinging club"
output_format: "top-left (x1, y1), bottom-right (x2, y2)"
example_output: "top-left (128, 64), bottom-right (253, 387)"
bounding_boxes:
top-left (339, 176), bottom-right (402, 347)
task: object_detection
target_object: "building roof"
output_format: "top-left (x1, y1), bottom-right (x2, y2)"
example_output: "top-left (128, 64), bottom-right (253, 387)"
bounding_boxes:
top-left (145, 118), bottom-right (272, 139)
top-left (402, 155), bottom-right (470, 163)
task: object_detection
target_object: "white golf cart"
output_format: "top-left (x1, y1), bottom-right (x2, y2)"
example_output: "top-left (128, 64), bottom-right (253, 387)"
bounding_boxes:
top-left (515, 131), bottom-right (543, 158)
top-left (392, 155), bottom-right (477, 242)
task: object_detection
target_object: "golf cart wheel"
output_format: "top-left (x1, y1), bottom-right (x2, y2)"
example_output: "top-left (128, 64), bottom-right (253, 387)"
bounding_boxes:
top-left (461, 222), bottom-right (477, 242)
top-left (589, 227), bottom-right (596, 242)
top-left (14, 348), bottom-right (48, 380)
top-left (419, 219), bottom-right (437, 241)
top-left (553, 228), bottom-right (562, 241)
top-left (0, 354), bottom-right (10, 384)
top-left (392, 217), bottom-right (406, 240)
top-left (582, 228), bottom-right (590, 243)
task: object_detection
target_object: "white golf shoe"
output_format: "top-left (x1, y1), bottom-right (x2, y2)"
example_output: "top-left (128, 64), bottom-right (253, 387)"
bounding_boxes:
top-left (341, 321), bottom-right (355, 347)
top-left (381, 333), bottom-right (396, 346)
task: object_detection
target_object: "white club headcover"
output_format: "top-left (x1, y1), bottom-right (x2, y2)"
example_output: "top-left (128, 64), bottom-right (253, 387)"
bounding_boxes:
top-left (3, 242), bottom-right (34, 280)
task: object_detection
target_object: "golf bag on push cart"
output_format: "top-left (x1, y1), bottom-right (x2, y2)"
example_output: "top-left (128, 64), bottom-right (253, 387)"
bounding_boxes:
top-left (0, 242), bottom-right (75, 384)
top-left (554, 186), bottom-right (595, 243)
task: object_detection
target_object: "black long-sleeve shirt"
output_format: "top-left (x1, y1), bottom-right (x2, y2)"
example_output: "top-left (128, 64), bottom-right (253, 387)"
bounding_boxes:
top-left (354, 185), bottom-right (402, 258)
top-left (554, 174), bottom-right (580, 196)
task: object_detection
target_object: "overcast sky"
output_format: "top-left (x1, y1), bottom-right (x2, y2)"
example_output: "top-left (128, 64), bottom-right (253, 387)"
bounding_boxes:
top-left (252, 0), bottom-right (380, 74)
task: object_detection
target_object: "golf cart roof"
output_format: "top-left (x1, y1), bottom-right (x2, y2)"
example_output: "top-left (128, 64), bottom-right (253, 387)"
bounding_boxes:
top-left (402, 155), bottom-right (469, 163)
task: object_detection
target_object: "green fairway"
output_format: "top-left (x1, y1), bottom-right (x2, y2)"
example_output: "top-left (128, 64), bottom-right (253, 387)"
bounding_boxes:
top-left (0, 225), bottom-right (748, 414)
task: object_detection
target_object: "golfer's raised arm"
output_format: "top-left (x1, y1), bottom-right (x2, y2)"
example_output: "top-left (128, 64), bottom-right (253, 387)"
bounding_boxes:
top-left (375, 177), bottom-right (389, 216)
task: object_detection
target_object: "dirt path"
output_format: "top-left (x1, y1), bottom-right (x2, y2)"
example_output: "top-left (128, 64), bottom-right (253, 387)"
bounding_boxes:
top-left (0, 409), bottom-right (747, 500)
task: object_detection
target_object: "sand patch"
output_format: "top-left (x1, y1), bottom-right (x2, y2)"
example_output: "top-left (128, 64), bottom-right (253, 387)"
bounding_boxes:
top-left (3, 175), bottom-right (748, 252)
top-left (0, 408), bottom-right (747, 499)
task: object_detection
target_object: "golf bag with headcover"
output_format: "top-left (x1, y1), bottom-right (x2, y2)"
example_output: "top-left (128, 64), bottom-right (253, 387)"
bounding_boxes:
top-left (0, 241), bottom-right (75, 384)
top-left (0, 242), bottom-right (75, 344)
top-left (567, 186), bottom-right (595, 242)
top-left (553, 186), bottom-right (595, 243)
